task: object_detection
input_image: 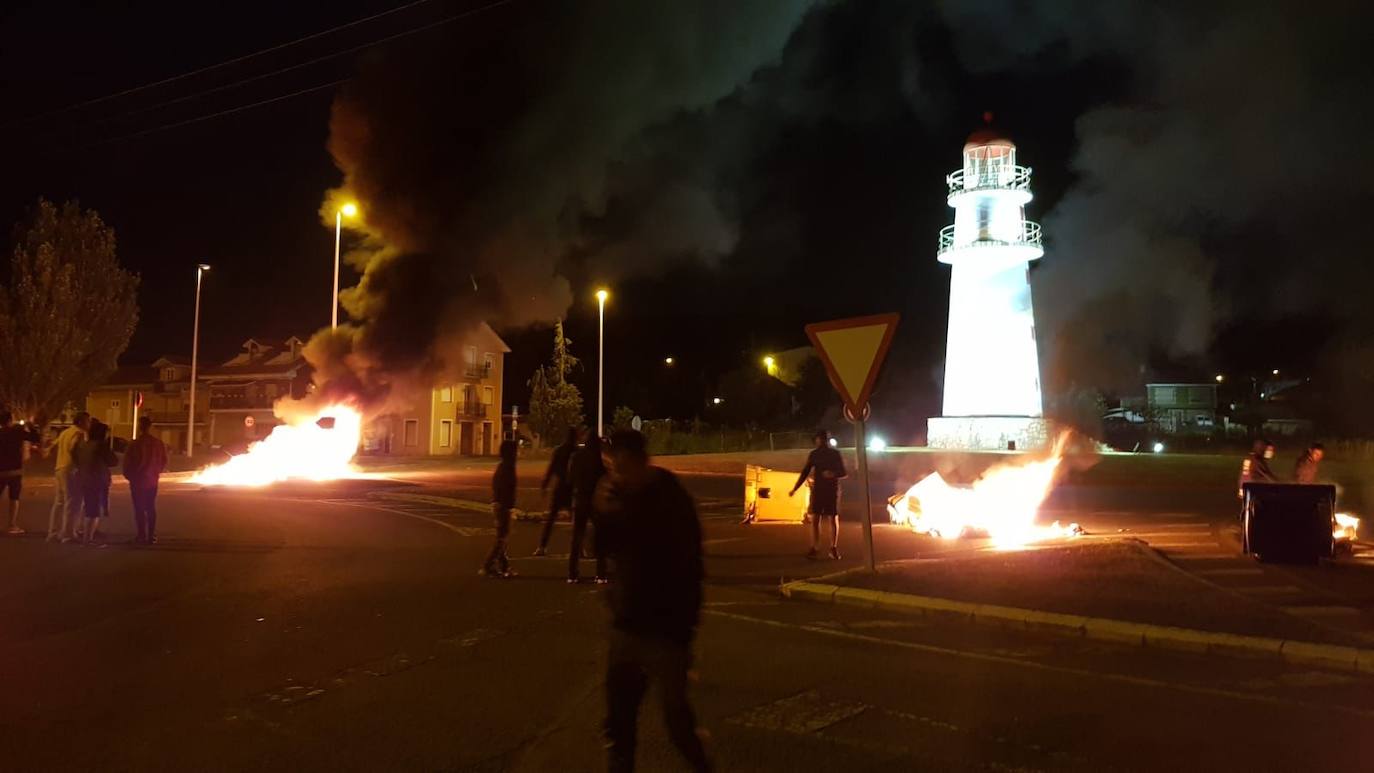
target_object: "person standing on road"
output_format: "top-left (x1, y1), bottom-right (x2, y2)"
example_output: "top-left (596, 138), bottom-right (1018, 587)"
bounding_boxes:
top-left (0, 410), bottom-right (41, 536)
top-left (568, 432), bottom-right (608, 584)
top-left (1293, 442), bottom-right (1324, 484)
top-left (48, 412), bottom-right (90, 543)
top-left (1237, 438), bottom-right (1277, 520)
top-left (534, 427), bottom-right (578, 556)
top-left (595, 429), bottom-right (711, 773)
top-left (483, 439), bottom-right (519, 578)
top-left (122, 416), bottom-right (168, 544)
top-left (75, 420), bottom-right (118, 546)
top-left (790, 429), bottom-right (848, 560)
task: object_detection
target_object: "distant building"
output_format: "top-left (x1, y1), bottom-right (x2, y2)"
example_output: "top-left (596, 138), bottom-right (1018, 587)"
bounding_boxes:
top-left (85, 355), bottom-right (204, 451)
top-left (362, 323), bottom-right (510, 457)
top-left (87, 323), bottom-right (510, 457)
top-left (203, 338), bottom-right (313, 451)
top-left (1145, 383), bottom-right (1218, 436)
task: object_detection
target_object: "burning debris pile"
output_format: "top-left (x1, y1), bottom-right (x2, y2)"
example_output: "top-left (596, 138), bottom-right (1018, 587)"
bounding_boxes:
top-left (191, 404), bottom-right (363, 487)
top-left (1335, 512), bottom-right (1361, 542)
top-left (887, 434), bottom-right (1080, 549)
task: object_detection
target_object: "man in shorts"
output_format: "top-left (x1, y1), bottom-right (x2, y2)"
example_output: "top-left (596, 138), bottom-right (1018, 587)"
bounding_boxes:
top-left (0, 410), bottom-right (40, 535)
top-left (48, 411), bottom-right (89, 542)
top-left (790, 429), bottom-right (848, 559)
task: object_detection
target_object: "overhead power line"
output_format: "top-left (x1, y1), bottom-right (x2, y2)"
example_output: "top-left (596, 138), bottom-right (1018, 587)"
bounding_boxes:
top-left (94, 0), bottom-right (518, 130)
top-left (5, 0), bottom-right (441, 128)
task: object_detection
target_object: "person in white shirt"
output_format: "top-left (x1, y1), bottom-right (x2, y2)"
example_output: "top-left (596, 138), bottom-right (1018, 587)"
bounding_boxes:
top-left (47, 412), bottom-right (90, 543)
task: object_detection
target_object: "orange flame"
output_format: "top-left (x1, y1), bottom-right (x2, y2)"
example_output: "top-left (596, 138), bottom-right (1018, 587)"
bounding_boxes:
top-left (887, 433), bottom-right (1078, 549)
top-left (192, 404), bottom-right (363, 487)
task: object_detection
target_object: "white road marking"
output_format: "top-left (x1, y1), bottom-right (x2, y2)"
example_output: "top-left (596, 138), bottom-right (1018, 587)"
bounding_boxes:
top-left (728, 689), bottom-right (869, 733)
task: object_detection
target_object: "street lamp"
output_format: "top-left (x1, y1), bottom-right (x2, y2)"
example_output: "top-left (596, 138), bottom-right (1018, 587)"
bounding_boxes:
top-left (596, 288), bottom-right (609, 437)
top-left (333, 202), bottom-right (359, 329)
top-left (187, 263), bottom-right (210, 457)
top-left (1215, 374), bottom-right (1224, 383)
top-left (664, 356), bottom-right (674, 366)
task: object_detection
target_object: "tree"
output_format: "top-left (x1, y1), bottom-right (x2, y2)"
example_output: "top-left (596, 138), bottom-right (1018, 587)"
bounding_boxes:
top-left (612, 405), bottom-right (636, 431)
top-left (526, 320), bottom-right (583, 445)
top-left (0, 199), bottom-right (139, 422)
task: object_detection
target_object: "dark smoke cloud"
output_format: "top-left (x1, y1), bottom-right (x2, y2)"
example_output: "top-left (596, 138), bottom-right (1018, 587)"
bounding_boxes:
top-left (313, 0), bottom-right (820, 405)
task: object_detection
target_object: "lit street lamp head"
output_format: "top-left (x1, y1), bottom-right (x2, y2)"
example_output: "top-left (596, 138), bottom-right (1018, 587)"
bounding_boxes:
top-left (595, 288), bottom-right (609, 304)
top-left (763, 355), bottom-right (776, 370)
top-left (340, 202), bottom-right (359, 218)
top-left (197, 263), bottom-right (211, 273)
top-left (664, 356), bottom-right (674, 365)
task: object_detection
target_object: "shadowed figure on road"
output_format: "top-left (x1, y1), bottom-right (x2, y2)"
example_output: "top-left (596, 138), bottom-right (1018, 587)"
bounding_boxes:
top-left (595, 429), bottom-right (711, 773)
top-left (535, 427), bottom-right (578, 556)
top-left (569, 432), bottom-right (608, 583)
top-left (483, 440), bottom-right (519, 578)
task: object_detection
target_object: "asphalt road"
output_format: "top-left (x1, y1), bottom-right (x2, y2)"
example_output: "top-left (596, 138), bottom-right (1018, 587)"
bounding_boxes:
top-left (2, 470), bottom-right (1373, 771)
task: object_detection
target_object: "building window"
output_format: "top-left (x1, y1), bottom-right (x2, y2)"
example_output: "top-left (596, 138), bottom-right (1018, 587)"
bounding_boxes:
top-left (111, 399), bottom-right (120, 409)
top-left (403, 419), bottom-right (419, 447)
top-left (163, 367), bottom-right (177, 381)
top-left (465, 345), bottom-right (478, 365)
top-left (440, 386), bottom-right (453, 403)
top-left (482, 386), bottom-right (494, 405)
top-left (483, 353), bottom-right (494, 373)
top-left (439, 420), bottom-right (452, 448)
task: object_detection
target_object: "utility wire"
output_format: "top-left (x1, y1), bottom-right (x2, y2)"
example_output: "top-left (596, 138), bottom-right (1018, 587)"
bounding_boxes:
top-left (71, 79), bottom-right (351, 152)
top-left (93, 0), bottom-right (516, 129)
top-left (4, 0), bottom-right (441, 128)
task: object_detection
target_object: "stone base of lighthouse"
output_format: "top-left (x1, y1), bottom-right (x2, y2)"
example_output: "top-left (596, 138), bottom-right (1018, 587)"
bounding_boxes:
top-left (927, 416), bottom-right (1051, 451)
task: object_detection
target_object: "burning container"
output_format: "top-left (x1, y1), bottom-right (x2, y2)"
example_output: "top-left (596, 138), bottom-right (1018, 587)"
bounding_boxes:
top-left (744, 465), bottom-right (809, 523)
top-left (1242, 482), bottom-right (1335, 564)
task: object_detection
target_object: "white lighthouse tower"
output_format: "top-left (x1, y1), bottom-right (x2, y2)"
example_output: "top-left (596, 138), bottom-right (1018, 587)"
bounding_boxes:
top-left (927, 120), bottom-right (1049, 450)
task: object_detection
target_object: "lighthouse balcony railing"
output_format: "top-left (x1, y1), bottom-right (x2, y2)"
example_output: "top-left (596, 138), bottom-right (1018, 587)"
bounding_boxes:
top-left (937, 221), bottom-right (1042, 257)
top-left (946, 165), bottom-right (1032, 196)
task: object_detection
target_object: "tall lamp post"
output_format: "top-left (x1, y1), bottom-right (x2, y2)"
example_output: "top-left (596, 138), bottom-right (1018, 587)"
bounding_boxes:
top-left (187, 263), bottom-right (211, 457)
top-left (332, 202), bottom-right (358, 329)
top-left (596, 288), bottom-right (609, 437)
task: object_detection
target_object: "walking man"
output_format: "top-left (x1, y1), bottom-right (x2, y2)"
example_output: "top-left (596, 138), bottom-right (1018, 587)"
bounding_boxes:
top-left (482, 439), bottom-right (519, 578)
top-left (596, 429), bottom-right (711, 773)
top-left (568, 432), bottom-right (608, 583)
top-left (1294, 442), bottom-right (1324, 484)
top-left (0, 410), bottom-right (40, 535)
top-left (534, 427), bottom-right (578, 556)
top-left (47, 412), bottom-right (89, 543)
top-left (123, 416), bottom-right (168, 544)
top-left (790, 429), bottom-right (848, 559)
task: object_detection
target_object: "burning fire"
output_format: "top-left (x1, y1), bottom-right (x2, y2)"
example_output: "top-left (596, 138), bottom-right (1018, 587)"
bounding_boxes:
top-left (1335, 512), bottom-right (1360, 542)
top-left (192, 404), bottom-right (363, 487)
top-left (887, 433), bottom-right (1079, 549)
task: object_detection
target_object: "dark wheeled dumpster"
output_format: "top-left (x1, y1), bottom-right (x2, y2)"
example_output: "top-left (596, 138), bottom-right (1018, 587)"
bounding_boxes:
top-left (1242, 482), bottom-right (1335, 564)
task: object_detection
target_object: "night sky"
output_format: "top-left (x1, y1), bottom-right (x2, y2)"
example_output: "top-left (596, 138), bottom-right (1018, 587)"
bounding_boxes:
top-left (5, 1), bottom-right (1373, 438)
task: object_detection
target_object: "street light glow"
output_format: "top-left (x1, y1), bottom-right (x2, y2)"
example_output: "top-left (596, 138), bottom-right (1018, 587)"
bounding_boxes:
top-left (664, 356), bottom-right (674, 365)
top-left (1152, 442), bottom-right (1165, 454)
top-left (1271, 368), bottom-right (1280, 376)
top-left (763, 355), bottom-right (775, 369)
top-left (1214, 374), bottom-right (1224, 383)
top-left (868, 436), bottom-right (887, 452)
top-left (712, 397), bottom-right (723, 405)
top-left (340, 202), bottom-right (358, 218)
top-left (595, 288), bottom-right (609, 303)
top-left (197, 263), bottom-right (211, 272)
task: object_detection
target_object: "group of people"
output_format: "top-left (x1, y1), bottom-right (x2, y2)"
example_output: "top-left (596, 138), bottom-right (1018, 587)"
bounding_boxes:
top-left (0, 410), bottom-right (168, 546)
top-left (1238, 439), bottom-right (1325, 492)
top-left (486, 428), bottom-right (712, 772)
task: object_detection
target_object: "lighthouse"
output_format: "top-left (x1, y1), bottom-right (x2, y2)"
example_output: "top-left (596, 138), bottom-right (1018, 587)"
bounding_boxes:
top-left (927, 120), bottom-right (1049, 450)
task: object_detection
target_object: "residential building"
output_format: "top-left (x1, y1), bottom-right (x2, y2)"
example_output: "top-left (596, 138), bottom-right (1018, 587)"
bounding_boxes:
top-left (202, 337), bottom-right (313, 451)
top-left (84, 355), bottom-right (205, 452)
top-left (361, 323), bottom-right (510, 457)
top-left (1145, 383), bottom-right (1218, 436)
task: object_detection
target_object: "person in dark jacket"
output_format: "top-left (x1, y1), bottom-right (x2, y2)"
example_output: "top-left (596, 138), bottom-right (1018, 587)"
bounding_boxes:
top-left (534, 427), bottom-right (579, 556)
top-left (122, 416), bottom-right (169, 544)
top-left (1294, 443), bottom-right (1324, 484)
top-left (483, 440), bottom-right (519, 578)
top-left (75, 420), bottom-right (118, 546)
top-left (595, 429), bottom-right (710, 773)
top-left (790, 429), bottom-right (848, 560)
top-left (0, 410), bottom-right (41, 536)
top-left (1238, 438), bottom-right (1277, 520)
top-left (568, 432), bottom-right (608, 583)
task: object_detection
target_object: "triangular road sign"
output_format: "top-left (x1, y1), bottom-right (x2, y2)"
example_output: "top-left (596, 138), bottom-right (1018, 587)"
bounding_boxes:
top-left (804, 313), bottom-right (900, 415)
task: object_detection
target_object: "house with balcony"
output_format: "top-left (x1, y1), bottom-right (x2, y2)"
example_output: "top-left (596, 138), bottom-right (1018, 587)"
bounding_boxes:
top-left (84, 355), bottom-right (205, 452)
top-left (362, 323), bottom-right (509, 457)
top-left (202, 337), bottom-right (313, 451)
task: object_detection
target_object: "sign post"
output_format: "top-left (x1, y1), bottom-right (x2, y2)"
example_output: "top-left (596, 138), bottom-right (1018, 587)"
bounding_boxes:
top-left (805, 313), bottom-right (900, 573)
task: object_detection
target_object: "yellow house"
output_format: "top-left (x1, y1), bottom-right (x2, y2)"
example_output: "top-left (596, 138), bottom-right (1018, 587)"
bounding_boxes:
top-left (84, 356), bottom-right (206, 452)
top-left (362, 323), bottom-right (510, 457)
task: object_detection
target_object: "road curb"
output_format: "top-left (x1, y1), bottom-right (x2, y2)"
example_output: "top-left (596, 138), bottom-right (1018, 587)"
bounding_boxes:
top-left (779, 580), bottom-right (1374, 674)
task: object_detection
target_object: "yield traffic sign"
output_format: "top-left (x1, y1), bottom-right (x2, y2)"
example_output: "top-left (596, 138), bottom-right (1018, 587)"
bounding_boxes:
top-left (804, 313), bottom-right (900, 415)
